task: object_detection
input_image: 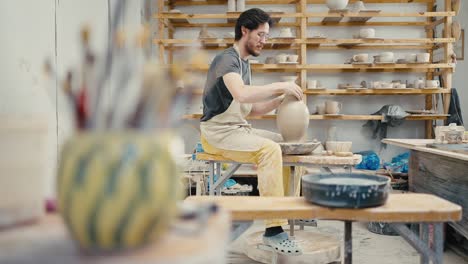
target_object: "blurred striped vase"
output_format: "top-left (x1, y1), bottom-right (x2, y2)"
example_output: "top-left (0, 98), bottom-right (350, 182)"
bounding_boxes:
top-left (57, 132), bottom-right (181, 251)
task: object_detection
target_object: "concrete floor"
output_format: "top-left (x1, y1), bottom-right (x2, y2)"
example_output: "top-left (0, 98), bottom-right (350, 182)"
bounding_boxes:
top-left (228, 220), bottom-right (467, 264)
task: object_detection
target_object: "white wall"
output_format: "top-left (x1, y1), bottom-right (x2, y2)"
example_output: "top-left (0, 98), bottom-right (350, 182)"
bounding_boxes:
top-left (0, 0), bottom-right (142, 198)
top-left (440, 0), bottom-right (468, 124)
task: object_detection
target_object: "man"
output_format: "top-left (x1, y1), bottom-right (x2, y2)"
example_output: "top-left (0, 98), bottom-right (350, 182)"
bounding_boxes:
top-left (200, 8), bottom-right (303, 255)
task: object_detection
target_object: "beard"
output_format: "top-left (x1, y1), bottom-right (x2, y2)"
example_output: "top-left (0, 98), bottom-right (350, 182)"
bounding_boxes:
top-left (245, 38), bottom-right (262, 57)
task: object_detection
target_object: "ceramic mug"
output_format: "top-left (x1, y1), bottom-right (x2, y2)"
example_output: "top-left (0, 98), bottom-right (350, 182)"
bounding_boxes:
top-left (236, 0), bottom-right (245, 11)
top-left (414, 79), bottom-right (425, 89)
top-left (426, 80), bottom-right (440, 88)
top-left (227, 0), bottom-right (236, 11)
top-left (379, 82), bottom-right (393, 89)
top-left (265, 57), bottom-right (276, 64)
top-left (352, 53), bottom-right (368, 62)
top-left (405, 54), bottom-right (417, 63)
top-left (417, 53), bottom-right (430, 63)
top-left (276, 53), bottom-right (288, 63)
top-left (287, 54), bottom-right (299, 63)
top-left (325, 100), bottom-right (342, 114)
top-left (280, 28), bottom-right (293, 37)
top-left (316, 104), bottom-right (326, 114)
top-left (359, 28), bottom-right (375, 38)
top-left (307, 80), bottom-right (318, 89)
top-left (378, 52), bottom-right (394, 62)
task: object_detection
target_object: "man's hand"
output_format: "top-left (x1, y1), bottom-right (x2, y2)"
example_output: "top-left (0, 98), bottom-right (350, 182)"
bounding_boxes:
top-left (276, 82), bottom-right (303, 100)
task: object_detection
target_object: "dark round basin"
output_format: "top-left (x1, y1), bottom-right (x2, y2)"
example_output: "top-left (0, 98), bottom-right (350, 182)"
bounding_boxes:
top-left (302, 173), bottom-right (391, 208)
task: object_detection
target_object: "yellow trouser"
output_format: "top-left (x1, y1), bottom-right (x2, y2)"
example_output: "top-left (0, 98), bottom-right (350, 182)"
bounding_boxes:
top-left (201, 136), bottom-right (302, 228)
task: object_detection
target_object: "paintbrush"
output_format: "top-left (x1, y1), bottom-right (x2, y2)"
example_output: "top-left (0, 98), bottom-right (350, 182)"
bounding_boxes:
top-left (88, 0), bottom-right (127, 129)
top-left (109, 29), bottom-right (149, 130)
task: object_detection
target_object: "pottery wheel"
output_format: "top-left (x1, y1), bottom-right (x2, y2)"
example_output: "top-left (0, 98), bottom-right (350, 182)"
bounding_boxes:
top-left (279, 141), bottom-right (321, 155)
top-left (243, 229), bottom-right (340, 264)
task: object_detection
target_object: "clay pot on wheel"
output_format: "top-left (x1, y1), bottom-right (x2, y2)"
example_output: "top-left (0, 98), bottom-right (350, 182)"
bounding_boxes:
top-left (276, 95), bottom-right (310, 142)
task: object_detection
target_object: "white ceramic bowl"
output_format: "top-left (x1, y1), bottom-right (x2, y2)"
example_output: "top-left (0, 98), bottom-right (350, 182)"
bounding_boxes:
top-left (326, 0), bottom-right (349, 10)
top-left (281, 76), bottom-right (298, 83)
top-left (359, 28), bottom-right (375, 38)
top-left (325, 141), bottom-right (352, 153)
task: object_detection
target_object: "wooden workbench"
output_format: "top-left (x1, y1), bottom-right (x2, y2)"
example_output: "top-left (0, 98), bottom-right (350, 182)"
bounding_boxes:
top-left (186, 193), bottom-right (461, 264)
top-left (383, 138), bottom-right (468, 240)
top-left (186, 194), bottom-right (461, 223)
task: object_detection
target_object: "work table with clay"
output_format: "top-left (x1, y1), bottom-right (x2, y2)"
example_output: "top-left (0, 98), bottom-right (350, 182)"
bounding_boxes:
top-left (382, 138), bottom-right (468, 162)
top-left (383, 138), bottom-right (468, 241)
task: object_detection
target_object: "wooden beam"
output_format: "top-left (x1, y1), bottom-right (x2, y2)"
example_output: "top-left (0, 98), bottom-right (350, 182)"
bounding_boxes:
top-left (299, 0), bottom-right (307, 94)
top-left (425, 1), bottom-right (435, 139)
top-left (442, 0), bottom-right (453, 116)
top-left (158, 0), bottom-right (165, 62)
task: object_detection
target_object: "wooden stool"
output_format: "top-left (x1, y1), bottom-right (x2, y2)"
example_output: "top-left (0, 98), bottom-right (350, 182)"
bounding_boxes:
top-left (195, 152), bottom-right (362, 196)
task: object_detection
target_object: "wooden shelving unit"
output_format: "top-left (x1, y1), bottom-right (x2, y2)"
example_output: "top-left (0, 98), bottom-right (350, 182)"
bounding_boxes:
top-left (154, 0), bottom-right (456, 138)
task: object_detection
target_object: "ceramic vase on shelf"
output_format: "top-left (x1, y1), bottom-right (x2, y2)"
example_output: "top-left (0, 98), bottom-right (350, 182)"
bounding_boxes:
top-left (57, 132), bottom-right (182, 252)
top-left (276, 95), bottom-right (310, 142)
top-left (350, 0), bottom-right (366, 12)
top-left (326, 0), bottom-right (349, 10)
top-left (227, 0), bottom-right (236, 12)
top-left (236, 0), bottom-right (245, 12)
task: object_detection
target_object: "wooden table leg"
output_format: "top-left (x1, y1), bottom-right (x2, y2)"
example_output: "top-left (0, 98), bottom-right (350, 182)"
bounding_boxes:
top-left (344, 221), bottom-right (353, 264)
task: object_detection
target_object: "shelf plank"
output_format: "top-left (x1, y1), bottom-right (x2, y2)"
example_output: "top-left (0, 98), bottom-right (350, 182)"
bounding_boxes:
top-left (308, 21), bottom-right (429, 27)
top-left (348, 10), bottom-right (381, 23)
top-left (194, 88), bottom-right (450, 95)
top-left (301, 63), bottom-right (454, 72)
top-left (321, 10), bottom-right (348, 24)
top-left (168, 21), bottom-right (429, 28)
top-left (167, 0), bottom-right (435, 6)
top-left (178, 63), bottom-right (455, 73)
top-left (165, 44), bottom-right (434, 51)
top-left (154, 38), bottom-right (454, 51)
top-left (182, 114), bottom-right (448, 121)
top-left (155, 12), bottom-right (455, 20)
top-left (303, 88), bottom-right (451, 95)
top-left (307, 38), bottom-right (455, 44)
top-left (307, 11), bottom-right (455, 18)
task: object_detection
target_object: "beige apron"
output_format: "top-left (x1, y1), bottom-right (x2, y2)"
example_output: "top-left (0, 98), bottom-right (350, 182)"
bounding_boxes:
top-left (200, 45), bottom-right (282, 151)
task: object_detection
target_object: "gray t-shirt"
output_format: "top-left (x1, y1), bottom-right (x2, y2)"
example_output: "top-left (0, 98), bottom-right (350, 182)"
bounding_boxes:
top-left (200, 47), bottom-right (250, 122)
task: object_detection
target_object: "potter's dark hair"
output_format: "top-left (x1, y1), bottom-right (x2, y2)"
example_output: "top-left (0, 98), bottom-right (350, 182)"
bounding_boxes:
top-left (234, 8), bottom-right (273, 41)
